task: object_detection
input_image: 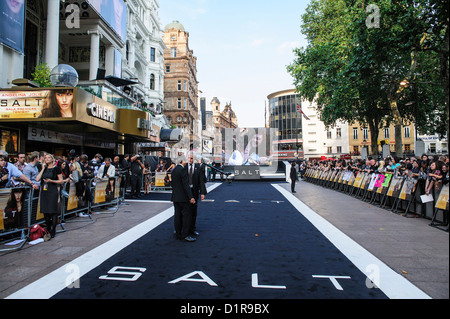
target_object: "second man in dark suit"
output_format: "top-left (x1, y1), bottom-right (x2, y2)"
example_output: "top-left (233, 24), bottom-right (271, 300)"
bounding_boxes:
top-left (186, 155), bottom-right (207, 237)
top-left (171, 157), bottom-right (197, 242)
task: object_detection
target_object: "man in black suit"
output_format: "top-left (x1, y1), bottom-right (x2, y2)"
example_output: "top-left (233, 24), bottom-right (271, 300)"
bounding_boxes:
top-left (171, 157), bottom-right (197, 242)
top-left (186, 155), bottom-right (207, 237)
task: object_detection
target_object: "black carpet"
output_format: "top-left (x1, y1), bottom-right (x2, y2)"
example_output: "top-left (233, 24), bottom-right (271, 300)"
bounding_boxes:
top-left (52, 182), bottom-right (387, 299)
top-left (124, 191), bottom-right (171, 201)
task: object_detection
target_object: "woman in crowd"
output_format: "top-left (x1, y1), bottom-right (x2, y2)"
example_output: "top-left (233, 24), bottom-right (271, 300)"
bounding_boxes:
top-left (410, 159), bottom-right (421, 180)
top-left (425, 161), bottom-right (441, 202)
top-left (143, 162), bottom-right (151, 194)
top-left (57, 159), bottom-right (70, 180)
top-left (156, 159), bottom-right (166, 172)
top-left (36, 153), bottom-right (64, 238)
top-left (386, 156), bottom-right (401, 175)
top-left (442, 163), bottom-right (449, 186)
top-left (0, 155), bottom-right (10, 188)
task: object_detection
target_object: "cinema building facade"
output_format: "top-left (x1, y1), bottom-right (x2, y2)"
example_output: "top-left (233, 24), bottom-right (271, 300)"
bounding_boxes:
top-left (0, 85), bottom-right (165, 158)
top-left (0, 0), bottom-right (177, 158)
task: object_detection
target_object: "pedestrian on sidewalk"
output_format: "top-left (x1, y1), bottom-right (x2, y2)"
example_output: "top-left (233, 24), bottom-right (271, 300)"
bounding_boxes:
top-left (290, 161), bottom-right (298, 193)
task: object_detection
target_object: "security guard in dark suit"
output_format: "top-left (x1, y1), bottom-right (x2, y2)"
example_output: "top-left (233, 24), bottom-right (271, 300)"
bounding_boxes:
top-left (186, 155), bottom-right (207, 236)
top-left (171, 157), bottom-right (196, 242)
top-left (290, 161), bottom-right (298, 193)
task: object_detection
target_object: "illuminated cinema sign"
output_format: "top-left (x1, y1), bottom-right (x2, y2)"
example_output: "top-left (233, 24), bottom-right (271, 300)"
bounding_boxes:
top-left (86, 103), bottom-right (115, 123)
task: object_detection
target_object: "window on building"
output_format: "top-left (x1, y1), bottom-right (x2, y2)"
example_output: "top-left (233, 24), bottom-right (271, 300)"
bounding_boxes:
top-left (327, 130), bottom-right (332, 139)
top-left (177, 98), bottom-right (181, 109)
top-left (353, 128), bottom-right (358, 140)
top-left (150, 47), bottom-right (156, 62)
top-left (327, 146), bottom-right (332, 154)
top-left (336, 127), bottom-right (342, 138)
top-left (430, 143), bottom-right (436, 153)
top-left (126, 41), bottom-right (130, 63)
top-left (337, 146), bottom-right (342, 153)
top-left (150, 74), bottom-right (155, 90)
top-left (404, 126), bottom-right (410, 138)
top-left (166, 65), bottom-right (170, 73)
top-left (183, 98), bottom-right (187, 109)
top-left (184, 81), bottom-right (187, 91)
top-left (363, 128), bottom-right (369, 140)
top-left (177, 80), bottom-right (182, 91)
top-left (384, 127), bottom-right (390, 139)
top-left (171, 47), bottom-right (177, 57)
top-left (404, 144), bottom-right (411, 152)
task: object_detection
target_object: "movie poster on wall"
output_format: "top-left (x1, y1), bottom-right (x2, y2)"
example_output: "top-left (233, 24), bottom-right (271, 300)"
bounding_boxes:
top-left (1, 128), bottom-right (19, 156)
top-left (0, 89), bottom-right (76, 119)
top-left (0, 0), bottom-right (25, 53)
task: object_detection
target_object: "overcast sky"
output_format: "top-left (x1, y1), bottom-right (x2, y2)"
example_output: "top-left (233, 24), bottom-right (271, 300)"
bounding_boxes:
top-left (159, 0), bottom-right (309, 127)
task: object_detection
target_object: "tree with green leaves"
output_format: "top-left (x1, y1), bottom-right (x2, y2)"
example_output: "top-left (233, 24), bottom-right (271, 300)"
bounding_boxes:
top-left (288, 0), bottom-right (448, 157)
top-left (31, 63), bottom-right (52, 88)
top-left (288, 0), bottom-right (390, 155)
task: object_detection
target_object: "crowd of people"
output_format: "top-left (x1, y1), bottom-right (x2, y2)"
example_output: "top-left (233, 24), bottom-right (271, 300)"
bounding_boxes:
top-left (290, 154), bottom-right (449, 212)
top-left (0, 150), bottom-right (149, 238)
top-left (3, 148), bottom-right (448, 240)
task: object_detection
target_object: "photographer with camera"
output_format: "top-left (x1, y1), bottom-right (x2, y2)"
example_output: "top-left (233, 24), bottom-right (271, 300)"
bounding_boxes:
top-left (130, 154), bottom-right (145, 198)
top-left (89, 153), bottom-right (103, 177)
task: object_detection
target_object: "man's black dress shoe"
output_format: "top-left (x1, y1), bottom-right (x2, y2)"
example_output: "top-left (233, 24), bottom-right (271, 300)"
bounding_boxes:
top-left (184, 236), bottom-right (197, 242)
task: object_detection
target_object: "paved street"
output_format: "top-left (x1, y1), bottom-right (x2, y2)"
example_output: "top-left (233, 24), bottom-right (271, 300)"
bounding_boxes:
top-left (0, 179), bottom-right (448, 301)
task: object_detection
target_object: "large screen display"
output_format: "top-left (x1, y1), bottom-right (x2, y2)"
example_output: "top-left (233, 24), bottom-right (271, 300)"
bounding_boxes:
top-left (221, 128), bottom-right (278, 166)
top-left (0, 0), bottom-right (25, 53)
top-left (88, 0), bottom-right (127, 42)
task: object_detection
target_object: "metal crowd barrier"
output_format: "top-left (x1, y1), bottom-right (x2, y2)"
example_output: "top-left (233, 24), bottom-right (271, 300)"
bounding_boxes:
top-left (1, 174), bottom-right (127, 253)
top-left (89, 176), bottom-right (121, 214)
top-left (151, 171), bottom-right (173, 191)
top-left (303, 168), bottom-right (448, 231)
top-left (149, 163), bottom-right (229, 192)
top-left (205, 163), bottom-right (232, 184)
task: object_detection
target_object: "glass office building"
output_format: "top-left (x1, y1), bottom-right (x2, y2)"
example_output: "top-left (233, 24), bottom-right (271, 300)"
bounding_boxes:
top-left (267, 89), bottom-right (303, 159)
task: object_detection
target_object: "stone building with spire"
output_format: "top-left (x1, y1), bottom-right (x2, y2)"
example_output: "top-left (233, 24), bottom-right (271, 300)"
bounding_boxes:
top-left (210, 97), bottom-right (238, 161)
